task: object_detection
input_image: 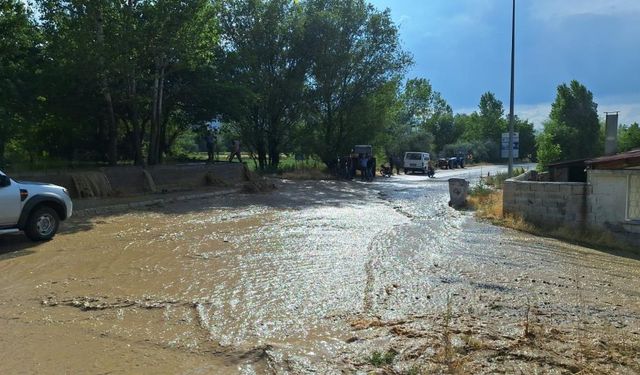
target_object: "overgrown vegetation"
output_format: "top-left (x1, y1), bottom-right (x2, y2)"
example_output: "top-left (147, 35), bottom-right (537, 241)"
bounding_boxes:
top-left (367, 349), bottom-right (397, 367)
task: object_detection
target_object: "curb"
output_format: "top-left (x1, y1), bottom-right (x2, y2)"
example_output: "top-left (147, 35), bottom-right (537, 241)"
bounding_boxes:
top-left (73, 188), bottom-right (243, 217)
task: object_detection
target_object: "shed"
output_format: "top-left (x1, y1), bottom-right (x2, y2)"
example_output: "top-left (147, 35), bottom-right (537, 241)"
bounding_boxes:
top-left (586, 149), bottom-right (640, 227)
top-left (547, 158), bottom-right (588, 182)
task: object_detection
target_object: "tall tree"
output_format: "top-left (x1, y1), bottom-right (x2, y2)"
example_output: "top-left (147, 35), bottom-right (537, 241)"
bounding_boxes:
top-left (0, 0), bottom-right (40, 165)
top-left (537, 80), bottom-right (600, 167)
top-left (304, 0), bottom-right (411, 167)
top-left (221, 0), bottom-right (308, 169)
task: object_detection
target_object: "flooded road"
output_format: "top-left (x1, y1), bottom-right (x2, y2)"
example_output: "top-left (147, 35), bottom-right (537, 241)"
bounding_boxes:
top-left (1, 165), bottom-right (639, 374)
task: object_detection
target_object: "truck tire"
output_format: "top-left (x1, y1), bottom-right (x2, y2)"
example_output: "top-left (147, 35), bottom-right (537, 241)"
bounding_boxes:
top-left (25, 206), bottom-right (60, 241)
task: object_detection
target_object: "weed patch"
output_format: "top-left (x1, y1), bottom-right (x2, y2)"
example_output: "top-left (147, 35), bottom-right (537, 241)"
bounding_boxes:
top-left (368, 349), bottom-right (398, 367)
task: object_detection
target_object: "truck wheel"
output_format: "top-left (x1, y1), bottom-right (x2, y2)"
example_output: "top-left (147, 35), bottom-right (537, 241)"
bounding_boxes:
top-left (25, 206), bottom-right (60, 241)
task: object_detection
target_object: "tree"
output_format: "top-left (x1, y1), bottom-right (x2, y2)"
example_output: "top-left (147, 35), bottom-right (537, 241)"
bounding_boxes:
top-left (0, 0), bottom-right (40, 165)
top-left (537, 80), bottom-right (600, 167)
top-left (35, 0), bottom-right (220, 166)
top-left (394, 78), bottom-right (453, 154)
top-left (220, 0), bottom-right (308, 169)
top-left (459, 92), bottom-right (506, 161)
top-left (304, 0), bottom-right (411, 167)
top-left (515, 117), bottom-right (536, 161)
top-left (619, 123), bottom-right (640, 152)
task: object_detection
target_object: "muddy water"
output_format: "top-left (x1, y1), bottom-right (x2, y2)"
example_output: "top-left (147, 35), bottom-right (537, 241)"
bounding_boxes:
top-left (0, 171), bottom-right (639, 374)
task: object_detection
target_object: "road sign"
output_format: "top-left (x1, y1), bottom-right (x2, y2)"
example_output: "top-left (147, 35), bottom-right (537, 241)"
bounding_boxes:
top-left (501, 132), bottom-right (519, 159)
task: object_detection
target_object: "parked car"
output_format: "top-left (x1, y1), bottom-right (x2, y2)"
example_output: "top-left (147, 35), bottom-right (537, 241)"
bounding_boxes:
top-left (0, 170), bottom-right (73, 241)
top-left (404, 152), bottom-right (431, 174)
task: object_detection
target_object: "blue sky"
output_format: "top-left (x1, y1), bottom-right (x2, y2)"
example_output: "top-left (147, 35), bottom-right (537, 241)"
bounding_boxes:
top-left (369, 0), bottom-right (640, 128)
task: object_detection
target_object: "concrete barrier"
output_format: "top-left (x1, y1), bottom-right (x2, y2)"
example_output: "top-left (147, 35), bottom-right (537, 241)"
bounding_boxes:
top-left (11, 163), bottom-right (248, 199)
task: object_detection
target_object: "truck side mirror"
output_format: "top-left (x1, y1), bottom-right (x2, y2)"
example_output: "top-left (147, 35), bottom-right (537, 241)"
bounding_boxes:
top-left (0, 174), bottom-right (10, 187)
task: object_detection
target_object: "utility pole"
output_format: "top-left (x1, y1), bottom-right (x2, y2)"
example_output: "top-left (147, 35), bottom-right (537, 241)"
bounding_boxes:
top-left (508, 0), bottom-right (516, 177)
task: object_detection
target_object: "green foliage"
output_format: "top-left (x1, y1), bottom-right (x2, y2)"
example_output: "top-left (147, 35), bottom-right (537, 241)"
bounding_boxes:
top-left (516, 117), bottom-right (537, 161)
top-left (485, 167), bottom-right (526, 189)
top-left (220, 0), bottom-right (309, 169)
top-left (619, 123), bottom-right (640, 152)
top-left (304, 0), bottom-right (411, 167)
top-left (1, 0), bottom-right (548, 172)
top-left (442, 140), bottom-right (493, 161)
top-left (0, 0), bottom-right (41, 166)
top-left (469, 180), bottom-right (493, 197)
top-left (367, 349), bottom-right (397, 367)
top-left (537, 80), bottom-right (600, 169)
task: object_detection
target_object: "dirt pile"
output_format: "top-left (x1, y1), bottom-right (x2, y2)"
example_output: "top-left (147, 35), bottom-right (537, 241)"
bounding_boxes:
top-left (242, 170), bottom-right (277, 193)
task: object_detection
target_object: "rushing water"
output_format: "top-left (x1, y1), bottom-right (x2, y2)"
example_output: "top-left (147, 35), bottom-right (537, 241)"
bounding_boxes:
top-left (0, 166), bottom-right (638, 374)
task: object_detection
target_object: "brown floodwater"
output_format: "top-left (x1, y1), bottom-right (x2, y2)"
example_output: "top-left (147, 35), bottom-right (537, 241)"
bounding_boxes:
top-left (1, 168), bottom-right (639, 374)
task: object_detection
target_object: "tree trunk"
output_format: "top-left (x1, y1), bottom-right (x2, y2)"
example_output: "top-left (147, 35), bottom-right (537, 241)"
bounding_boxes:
top-left (157, 66), bottom-right (165, 163)
top-left (148, 64), bottom-right (160, 165)
top-left (95, 6), bottom-right (118, 165)
top-left (148, 63), bottom-right (165, 165)
top-left (0, 138), bottom-right (5, 167)
top-left (129, 77), bottom-right (143, 166)
top-left (268, 137), bottom-right (280, 167)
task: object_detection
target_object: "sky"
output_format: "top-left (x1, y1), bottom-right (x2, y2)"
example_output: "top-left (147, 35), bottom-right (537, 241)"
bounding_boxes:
top-left (368, 0), bottom-right (640, 129)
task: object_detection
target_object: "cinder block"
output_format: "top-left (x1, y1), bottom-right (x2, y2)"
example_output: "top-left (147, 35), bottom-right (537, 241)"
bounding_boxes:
top-left (544, 184), bottom-right (560, 192)
top-left (569, 185), bottom-right (583, 195)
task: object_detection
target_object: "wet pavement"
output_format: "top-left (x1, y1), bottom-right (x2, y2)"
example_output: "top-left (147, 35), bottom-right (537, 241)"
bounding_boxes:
top-left (0, 165), bottom-right (638, 374)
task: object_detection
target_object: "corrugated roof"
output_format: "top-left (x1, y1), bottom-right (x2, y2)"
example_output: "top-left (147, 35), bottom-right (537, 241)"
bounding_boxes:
top-left (547, 158), bottom-right (588, 168)
top-left (586, 149), bottom-right (640, 169)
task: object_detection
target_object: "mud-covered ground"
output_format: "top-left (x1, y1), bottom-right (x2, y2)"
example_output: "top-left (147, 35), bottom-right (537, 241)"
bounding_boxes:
top-left (1, 165), bottom-right (639, 374)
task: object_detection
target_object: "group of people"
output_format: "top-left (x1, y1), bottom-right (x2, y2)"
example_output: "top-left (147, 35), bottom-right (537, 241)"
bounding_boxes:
top-left (358, 153), bottom-right (375, 181)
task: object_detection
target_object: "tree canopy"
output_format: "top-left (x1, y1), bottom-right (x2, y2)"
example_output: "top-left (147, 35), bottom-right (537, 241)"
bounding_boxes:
top-left (537, 80), bottom-right (601, 168)
top-left (0, 0), bottom-right (547, 171)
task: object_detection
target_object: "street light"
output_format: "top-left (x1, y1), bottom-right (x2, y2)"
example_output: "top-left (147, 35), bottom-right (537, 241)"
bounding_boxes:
top-left (508, 0), bottom-right (516, 177)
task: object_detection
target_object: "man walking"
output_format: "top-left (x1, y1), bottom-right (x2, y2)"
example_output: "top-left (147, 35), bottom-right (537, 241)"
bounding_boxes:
top-left (228, 139), bottom-right (242, 163)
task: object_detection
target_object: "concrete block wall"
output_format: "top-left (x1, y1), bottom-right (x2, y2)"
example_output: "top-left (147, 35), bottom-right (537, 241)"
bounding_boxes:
top-left (11, 163), bottom-right (247, 198)
top-left (503, 180), bottom-right (590, 228)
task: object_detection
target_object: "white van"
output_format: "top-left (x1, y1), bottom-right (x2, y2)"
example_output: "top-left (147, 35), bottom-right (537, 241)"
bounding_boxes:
top-left (403, 152), bottom-right (430, 174)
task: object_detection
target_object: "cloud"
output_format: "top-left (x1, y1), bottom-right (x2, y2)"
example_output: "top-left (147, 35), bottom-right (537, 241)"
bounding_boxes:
top-left (529, 0), bottom-right (640, 20)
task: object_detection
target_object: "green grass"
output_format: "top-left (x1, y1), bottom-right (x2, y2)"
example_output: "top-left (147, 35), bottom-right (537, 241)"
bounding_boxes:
top-left (484, 167), bottom-right (526, 189)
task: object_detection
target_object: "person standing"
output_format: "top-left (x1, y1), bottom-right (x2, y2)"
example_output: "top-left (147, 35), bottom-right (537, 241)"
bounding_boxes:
top-left (366, 154), bottom-right (374, 181)
top-left (359, 154), bottom-right (368, 181)
top-left (205, 131), bottom-right (216, 162)
top-left (228, 139), bottom-right (242, 163)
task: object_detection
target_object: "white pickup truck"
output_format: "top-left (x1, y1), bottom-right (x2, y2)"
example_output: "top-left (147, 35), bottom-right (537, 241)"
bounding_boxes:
top-left (0, 170), bottom-right (73, 241)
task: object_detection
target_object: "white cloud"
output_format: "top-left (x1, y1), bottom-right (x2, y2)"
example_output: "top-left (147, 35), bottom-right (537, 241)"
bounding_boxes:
top-left (529, 0), bottom-right (640, 20)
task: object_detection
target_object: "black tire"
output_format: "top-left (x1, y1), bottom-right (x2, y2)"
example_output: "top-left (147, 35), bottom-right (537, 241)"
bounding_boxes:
top-left (25, 206), bottom-right (60, 241)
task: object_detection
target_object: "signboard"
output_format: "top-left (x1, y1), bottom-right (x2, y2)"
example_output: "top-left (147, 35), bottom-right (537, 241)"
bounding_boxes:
top-left (501, 132), bottom-right (519, 159)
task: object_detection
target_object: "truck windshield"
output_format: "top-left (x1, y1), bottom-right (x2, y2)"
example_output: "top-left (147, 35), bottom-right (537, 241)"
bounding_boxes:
top-left (405, 153), bottom-right (422, 160)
